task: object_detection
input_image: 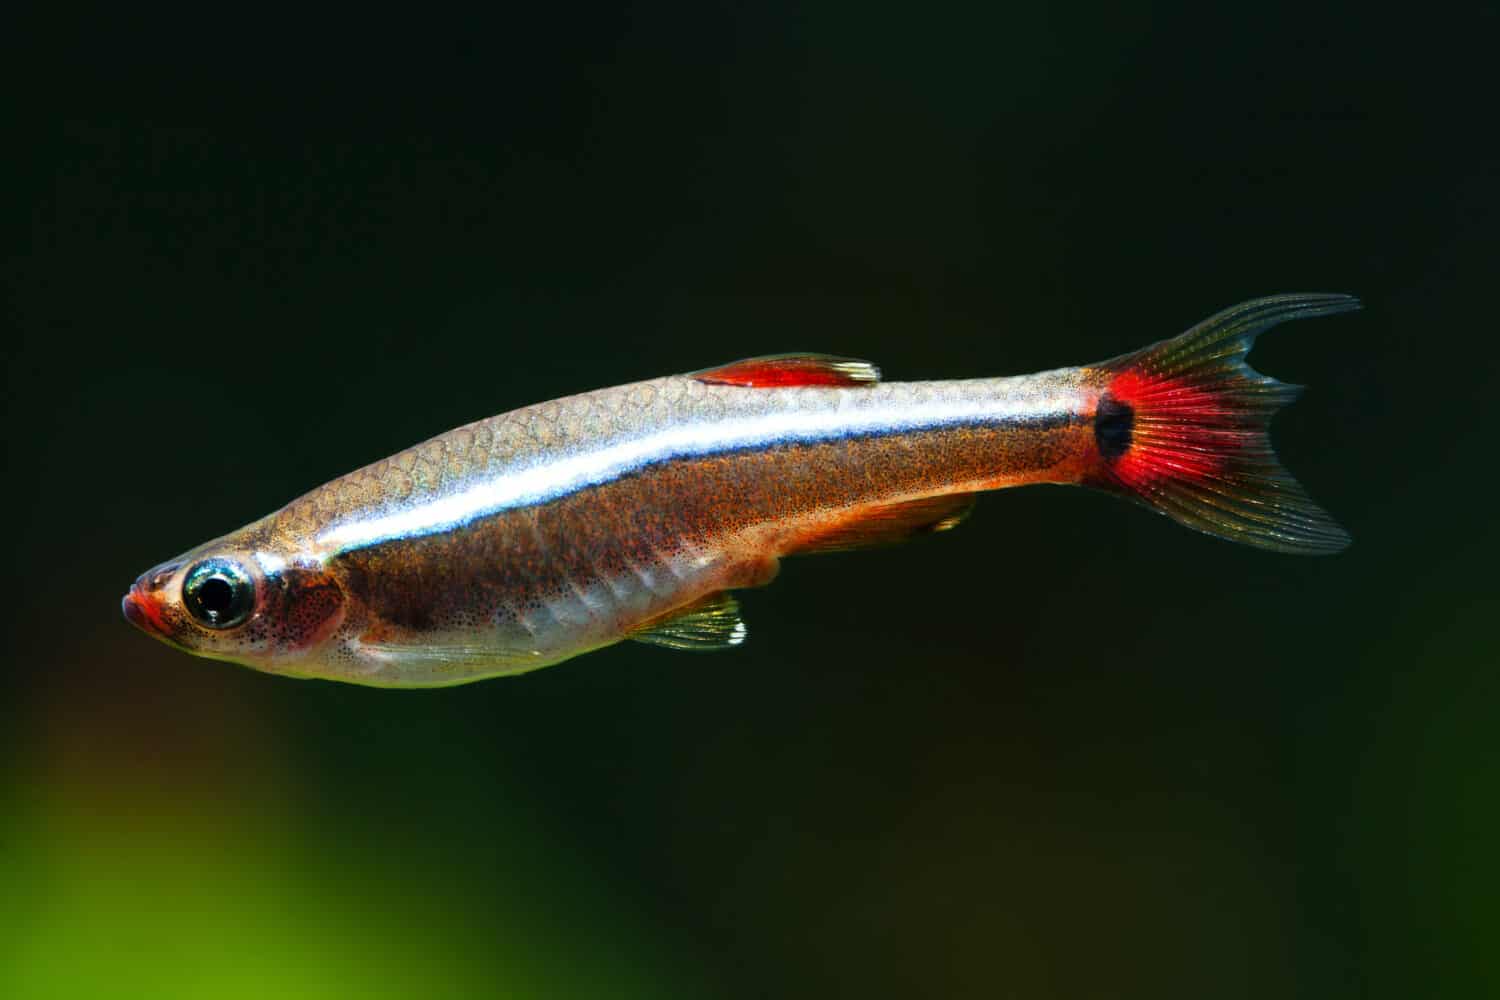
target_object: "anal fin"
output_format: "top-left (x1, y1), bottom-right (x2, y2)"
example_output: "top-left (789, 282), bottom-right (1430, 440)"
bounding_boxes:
top-left (691, 353), bottom-right (881, 387)
top-left (629, 592), bottom-right (748, 651)
top-left (791, 493), bottom-right (978, 555)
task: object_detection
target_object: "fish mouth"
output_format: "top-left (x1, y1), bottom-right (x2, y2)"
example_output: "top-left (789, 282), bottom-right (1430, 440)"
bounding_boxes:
top-left (121, 587), bottom-right (173, 641)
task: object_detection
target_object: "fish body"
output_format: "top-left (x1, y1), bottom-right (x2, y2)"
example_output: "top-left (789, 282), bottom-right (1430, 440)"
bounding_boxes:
top-left (123, 295), bottom-right (1358, 686)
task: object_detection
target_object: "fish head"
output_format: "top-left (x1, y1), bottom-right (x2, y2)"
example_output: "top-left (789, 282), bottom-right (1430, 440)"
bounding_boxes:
top-left (122, 536), bottom-right (347, 678)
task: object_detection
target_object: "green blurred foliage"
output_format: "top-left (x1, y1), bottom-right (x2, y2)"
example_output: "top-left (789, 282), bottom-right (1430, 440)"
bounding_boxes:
top-left (5, 3), bottom-right (1496, 997)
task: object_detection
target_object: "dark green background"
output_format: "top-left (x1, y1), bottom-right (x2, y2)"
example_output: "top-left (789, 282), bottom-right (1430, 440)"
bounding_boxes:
top-left (6, 5), bottom-right (1496, 997)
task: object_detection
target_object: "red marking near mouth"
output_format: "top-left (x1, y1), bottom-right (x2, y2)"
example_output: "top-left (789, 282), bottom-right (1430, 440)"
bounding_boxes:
top-left (124, 589), bottom-right (172, 636)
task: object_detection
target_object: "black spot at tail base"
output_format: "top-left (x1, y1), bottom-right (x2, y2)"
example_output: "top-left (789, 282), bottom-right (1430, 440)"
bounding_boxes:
top-left (1094, 394), bottom-right (1134, 460)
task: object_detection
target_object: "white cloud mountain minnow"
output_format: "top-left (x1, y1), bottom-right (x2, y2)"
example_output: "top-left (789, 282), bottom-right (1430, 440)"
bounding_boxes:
top-left (122, 294), bottom-right (1359, 686)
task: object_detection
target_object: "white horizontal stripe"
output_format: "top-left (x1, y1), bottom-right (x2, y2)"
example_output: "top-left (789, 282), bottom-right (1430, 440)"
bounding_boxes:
top-left (317, 388), bottom-right (1071, 553)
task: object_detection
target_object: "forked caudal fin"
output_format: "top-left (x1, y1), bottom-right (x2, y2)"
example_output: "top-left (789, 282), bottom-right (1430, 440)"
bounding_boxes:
top-left (1089, 293), bottom-right (1360, 554)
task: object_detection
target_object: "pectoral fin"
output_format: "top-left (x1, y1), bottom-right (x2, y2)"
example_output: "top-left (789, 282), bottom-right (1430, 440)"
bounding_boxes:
top-left (357, 640), bottom-right (526, 668)
top-left (629, 592), bottom-right (747, 651)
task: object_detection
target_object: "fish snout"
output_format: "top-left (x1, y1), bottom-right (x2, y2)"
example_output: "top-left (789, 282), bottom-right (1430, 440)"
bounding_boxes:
top-left (121, 562), bottom-right (180, 637)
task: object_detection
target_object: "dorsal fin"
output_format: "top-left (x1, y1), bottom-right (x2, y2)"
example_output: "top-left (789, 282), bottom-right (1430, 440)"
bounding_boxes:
top-left (691, 353), bottom-right (881, 388)
top-left (790, 493), bottom-right (978, 555)
top-left (628, 591), bottom-right (747, 650)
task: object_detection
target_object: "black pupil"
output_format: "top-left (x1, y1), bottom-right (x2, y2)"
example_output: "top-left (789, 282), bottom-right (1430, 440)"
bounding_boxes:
top-left (197, 576), bottom-right (236, 616)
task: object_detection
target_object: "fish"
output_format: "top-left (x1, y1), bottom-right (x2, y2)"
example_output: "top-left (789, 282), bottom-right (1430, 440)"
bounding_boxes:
top-left (122, 294), bottom-right (1359, 687)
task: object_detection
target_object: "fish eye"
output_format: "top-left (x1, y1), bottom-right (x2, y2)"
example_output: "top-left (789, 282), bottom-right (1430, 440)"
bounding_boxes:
top-left (182, 559), bottom-right (255, 629)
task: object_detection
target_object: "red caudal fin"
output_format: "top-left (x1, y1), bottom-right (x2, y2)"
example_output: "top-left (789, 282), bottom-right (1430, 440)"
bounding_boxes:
top-left (1089, 294), bottom-right (1360, 554)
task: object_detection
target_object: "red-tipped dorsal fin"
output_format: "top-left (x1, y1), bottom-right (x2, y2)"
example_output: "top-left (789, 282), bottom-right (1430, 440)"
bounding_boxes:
top-left (691, 353), bottom-right (881, 388)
